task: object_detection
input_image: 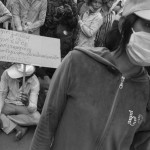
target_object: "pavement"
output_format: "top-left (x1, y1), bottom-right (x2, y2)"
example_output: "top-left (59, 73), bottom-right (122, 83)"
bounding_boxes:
top-left (0, 126), bottom-right (36, 150)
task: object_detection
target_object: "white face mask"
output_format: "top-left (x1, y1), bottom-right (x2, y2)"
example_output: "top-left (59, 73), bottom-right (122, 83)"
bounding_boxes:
top-left (126, 29), bottom-right (150, 66)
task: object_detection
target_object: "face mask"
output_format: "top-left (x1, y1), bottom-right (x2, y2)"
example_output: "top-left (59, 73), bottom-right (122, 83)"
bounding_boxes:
top-left (126, 29), bottom-right (150, 66)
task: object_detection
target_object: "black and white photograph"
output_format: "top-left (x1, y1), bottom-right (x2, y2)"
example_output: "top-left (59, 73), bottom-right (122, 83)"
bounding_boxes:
top-left (1, 0), bottom-right (150, 150)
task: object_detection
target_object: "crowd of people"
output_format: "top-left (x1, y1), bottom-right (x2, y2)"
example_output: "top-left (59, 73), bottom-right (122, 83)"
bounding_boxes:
top-left (1, 0), bottom-right (150, 150)
top-left (0, 0), bottom-right (124, 57)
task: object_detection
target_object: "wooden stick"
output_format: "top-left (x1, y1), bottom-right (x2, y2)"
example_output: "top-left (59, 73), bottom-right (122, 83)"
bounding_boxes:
top-left (22, 64), bottom-right (26, 92)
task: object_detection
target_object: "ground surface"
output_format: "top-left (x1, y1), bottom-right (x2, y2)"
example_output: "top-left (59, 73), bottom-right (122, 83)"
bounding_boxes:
top-left (0, 126), bottom-right (35, 150)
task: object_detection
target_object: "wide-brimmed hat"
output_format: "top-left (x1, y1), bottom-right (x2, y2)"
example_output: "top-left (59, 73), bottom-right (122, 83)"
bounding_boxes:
top-left (7, 64), bottom-right (35, 79)
top-left (122, 0), bottom-right (150, 20)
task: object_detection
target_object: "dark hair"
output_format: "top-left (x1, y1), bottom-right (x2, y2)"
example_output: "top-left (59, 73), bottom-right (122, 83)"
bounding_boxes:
top-left (87, 0), bottom-right (96, 6)
top-left (105, 14), bottom-right (139, 53)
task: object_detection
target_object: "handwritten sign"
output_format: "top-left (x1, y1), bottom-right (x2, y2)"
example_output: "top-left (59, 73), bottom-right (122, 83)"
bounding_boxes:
top-left (0, 29), bottom-right (61, 68)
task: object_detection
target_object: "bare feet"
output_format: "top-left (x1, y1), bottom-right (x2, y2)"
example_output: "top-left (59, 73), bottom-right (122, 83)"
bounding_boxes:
top-left (15, 125), bottom-right (28, 140)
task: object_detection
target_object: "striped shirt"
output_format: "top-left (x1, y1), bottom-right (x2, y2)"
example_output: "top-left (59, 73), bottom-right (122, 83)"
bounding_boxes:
top-left (95, 11), bottom-right (115, 47)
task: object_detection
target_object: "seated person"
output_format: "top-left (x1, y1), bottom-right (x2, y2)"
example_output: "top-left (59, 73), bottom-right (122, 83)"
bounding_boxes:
top-left (0, 64), bottom-right (40, 140)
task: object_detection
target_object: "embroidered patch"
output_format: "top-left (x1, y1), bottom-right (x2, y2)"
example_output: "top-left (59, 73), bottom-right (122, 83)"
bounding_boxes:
top-left (128, 110), bottom-right (143, 126)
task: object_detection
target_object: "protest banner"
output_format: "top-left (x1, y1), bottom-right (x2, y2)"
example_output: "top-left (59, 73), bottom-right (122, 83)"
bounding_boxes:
top-left (0, 29), bottom-right (61, 68)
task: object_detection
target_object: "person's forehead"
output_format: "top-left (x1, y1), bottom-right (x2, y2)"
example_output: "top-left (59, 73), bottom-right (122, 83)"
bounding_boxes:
top-left (133, 17), bottom-right (150, 32)
top-left (136, 17), bottom-right (150, 24)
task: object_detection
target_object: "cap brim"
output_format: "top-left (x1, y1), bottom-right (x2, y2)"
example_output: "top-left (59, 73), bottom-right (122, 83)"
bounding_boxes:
top-left (134, 10), bottom-right (150, 21)
top-left (7, 65), bottom-right (23, 79)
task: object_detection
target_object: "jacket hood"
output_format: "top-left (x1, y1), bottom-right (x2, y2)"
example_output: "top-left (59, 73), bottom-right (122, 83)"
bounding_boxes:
top-left (74, 46), bottom-right (118, 71)
top-left (74, 46), bottom-right (149, 81)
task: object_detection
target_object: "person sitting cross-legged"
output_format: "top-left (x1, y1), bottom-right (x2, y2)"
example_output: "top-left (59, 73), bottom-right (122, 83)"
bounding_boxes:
top-left (0, 64), bottom-right (40, 140)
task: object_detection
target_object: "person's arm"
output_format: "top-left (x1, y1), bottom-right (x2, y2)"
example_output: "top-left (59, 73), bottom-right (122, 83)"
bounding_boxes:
top-left (27, 76), bottom-right (40, 113)
top-left (12, 0), bottom-right (22, 31)
top-left (3, 21), bottom-right (9, 29)
top-left (3, 0), bottom-right (13, 29)
top-left (0, 1), bottom-right (12, 24)
top-left (0, 71), bottom-right (9, 114)
top-left (30, 52), bottom-right (72, 150)
top-left (24, 0), bottom-right (47, 33)
top-left (78, 13), bottom-right (103, 37)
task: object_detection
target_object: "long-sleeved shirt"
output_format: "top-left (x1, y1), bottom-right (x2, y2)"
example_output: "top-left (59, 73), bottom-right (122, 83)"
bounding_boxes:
top-left (0, 1), bottom-right (12, 23)
top-left (0, 70), bottom-right (40, 112)
top-left (77, 9), bottom-right (103, 47)
top-left (12, 0), bottom-right (47, 35)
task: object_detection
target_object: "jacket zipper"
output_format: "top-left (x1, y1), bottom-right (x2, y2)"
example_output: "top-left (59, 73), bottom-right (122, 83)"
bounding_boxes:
top-left (119, 76), bottom-right (125, 89)
top-left (96, 76), bottom-right (125, 150)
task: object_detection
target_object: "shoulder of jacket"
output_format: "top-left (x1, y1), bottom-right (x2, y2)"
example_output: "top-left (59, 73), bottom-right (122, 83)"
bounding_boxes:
top-left (70, 49), bottom-right (84, 59)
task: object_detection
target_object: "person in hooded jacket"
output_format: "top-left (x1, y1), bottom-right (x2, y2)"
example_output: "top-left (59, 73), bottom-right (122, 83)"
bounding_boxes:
top-left (30, 0), bottom-right (150, 150)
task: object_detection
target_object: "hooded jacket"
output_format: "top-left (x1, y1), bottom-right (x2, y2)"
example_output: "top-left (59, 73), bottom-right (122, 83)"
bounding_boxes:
top-left (30, 47), bottom-right (150, 150)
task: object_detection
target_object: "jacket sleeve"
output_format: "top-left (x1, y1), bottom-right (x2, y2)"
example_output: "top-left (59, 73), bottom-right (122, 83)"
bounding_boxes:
top-left (30, 52), bottom-right (72, 150)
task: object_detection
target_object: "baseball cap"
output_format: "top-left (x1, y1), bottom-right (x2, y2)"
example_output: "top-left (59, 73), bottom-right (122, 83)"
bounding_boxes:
top-left (122, 0), bottom-right (150, 21)
top-left (110, 0), bottom-right (121, 11)
top-left (7, 64), bottom-right (35, 79)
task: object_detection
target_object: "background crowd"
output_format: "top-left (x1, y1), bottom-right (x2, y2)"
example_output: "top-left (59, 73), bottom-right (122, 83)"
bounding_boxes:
top-left (0, 0), bottom-right (125, 113)
top-left (1, 0), bottom-right (150, 148)
top-left (0, 0), bottom-right (125, 57)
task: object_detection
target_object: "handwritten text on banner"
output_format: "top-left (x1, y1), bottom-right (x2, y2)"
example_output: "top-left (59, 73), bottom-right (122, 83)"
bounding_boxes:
top-left (0, 29), bottom-right (61, 68)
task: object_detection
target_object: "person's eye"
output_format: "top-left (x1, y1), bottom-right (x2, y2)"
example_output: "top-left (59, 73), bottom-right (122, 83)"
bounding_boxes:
top-left (145, 22), bottom-right (150, 28)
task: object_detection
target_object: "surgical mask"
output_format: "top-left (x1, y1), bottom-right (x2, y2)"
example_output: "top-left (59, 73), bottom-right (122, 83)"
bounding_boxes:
top-left (126, 29), bottom-right (150, 66)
